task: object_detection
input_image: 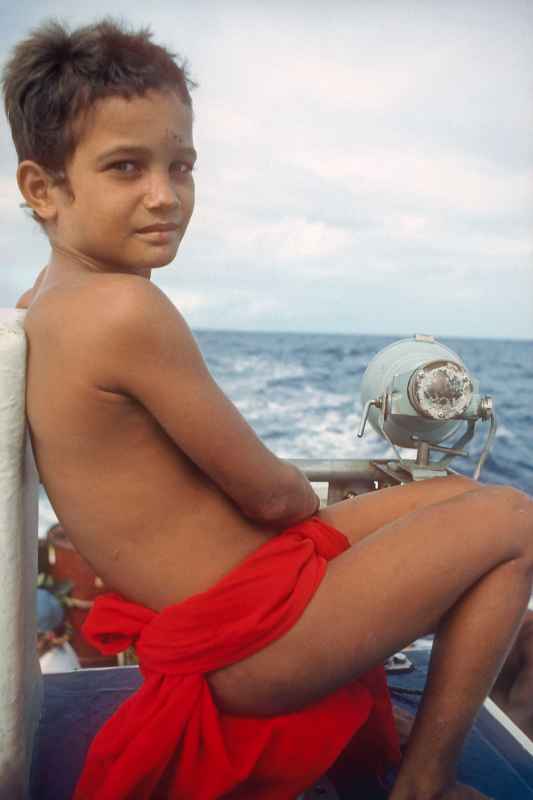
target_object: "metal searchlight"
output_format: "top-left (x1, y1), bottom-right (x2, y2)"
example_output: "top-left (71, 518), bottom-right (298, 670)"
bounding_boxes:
top-left (357, 334), bottom-right (496, 481)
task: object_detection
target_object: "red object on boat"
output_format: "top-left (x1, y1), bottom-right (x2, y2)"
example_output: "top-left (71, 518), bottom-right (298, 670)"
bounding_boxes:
top-left (74, 518), bottom-right (400, 799)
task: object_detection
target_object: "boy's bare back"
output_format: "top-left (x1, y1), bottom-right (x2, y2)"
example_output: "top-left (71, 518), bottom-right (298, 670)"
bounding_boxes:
top-left (24, 271), bottom-right (317, 611)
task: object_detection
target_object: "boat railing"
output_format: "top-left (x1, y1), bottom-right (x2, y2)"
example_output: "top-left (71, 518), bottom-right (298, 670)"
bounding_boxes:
top-left (290, 458), bottom-right (400, 504)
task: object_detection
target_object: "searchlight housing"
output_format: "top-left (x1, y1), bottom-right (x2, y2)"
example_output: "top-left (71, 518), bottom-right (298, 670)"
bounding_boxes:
top-left (357, 334), bottom-right (496, 481)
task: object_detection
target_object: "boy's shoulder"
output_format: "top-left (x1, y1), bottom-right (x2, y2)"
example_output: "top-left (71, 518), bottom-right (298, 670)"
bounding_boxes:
top-left (26, 272), bottom-right (191, 377)
top-left (29, 272), bottom-right (180, 332)
top-left (25, 272), bottom-right (197, 402)
top-left (80, 273), bottom-right (174, 324)
top-left (85, 273), bottom-right (188, 341)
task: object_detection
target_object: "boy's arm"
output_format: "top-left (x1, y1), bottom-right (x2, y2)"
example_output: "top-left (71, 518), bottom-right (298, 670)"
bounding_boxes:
top-left (15, 267), bottom-right (47, 309)
top-left (96, 279), bottom-right (320, 527)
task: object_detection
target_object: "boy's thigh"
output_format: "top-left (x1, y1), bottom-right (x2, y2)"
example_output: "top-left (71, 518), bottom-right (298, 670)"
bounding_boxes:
top-left (319, 473), bottom-right (478, 548)
top-left (208, 485), bottom-right (520, 718)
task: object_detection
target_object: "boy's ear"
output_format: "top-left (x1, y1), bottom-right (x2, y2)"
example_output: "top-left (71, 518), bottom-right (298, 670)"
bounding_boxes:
top-left (16, 160), bottom-right (59, 223)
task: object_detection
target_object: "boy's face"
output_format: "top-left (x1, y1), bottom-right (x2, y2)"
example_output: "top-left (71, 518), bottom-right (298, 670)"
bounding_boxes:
top-left (51, 89), bottom-right (196, 274)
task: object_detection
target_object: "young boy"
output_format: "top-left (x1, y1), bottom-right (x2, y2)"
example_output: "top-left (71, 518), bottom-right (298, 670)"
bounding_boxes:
top-left (4, 18), bottom-right (533, 800)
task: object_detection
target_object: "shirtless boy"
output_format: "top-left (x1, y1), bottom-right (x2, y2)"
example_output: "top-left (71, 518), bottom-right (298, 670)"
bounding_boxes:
top-left (4, 19), bottom-right (533, 800)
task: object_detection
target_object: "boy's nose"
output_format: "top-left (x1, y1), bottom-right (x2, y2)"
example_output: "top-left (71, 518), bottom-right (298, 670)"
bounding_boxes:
top-left (143, 173), bottom-right (181, 211)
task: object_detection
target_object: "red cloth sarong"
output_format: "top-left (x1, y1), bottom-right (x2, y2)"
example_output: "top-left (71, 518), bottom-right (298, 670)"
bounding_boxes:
top-left (74, 517), bottom-right (400, 800)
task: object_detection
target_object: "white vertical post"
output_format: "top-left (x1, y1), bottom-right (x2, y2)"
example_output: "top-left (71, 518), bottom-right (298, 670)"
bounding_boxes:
top-left (0, 309), bottom-right (41, 799)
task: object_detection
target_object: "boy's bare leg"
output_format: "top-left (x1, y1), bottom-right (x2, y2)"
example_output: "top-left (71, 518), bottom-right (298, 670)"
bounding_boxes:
top-left (318, 474), bottom-right (479, 548)
top-left (389, 538), bottom-right (531, 800)
top-left (209, 483), bottom-right (533, 800)
top-left (323, 476), bottom-right (483, 776)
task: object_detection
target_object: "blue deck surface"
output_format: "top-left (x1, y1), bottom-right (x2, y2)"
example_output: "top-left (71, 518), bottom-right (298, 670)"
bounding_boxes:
top-left (30, 649), bottom-right (533, 799)
top-left (388, 650), bottom-right (533, 799)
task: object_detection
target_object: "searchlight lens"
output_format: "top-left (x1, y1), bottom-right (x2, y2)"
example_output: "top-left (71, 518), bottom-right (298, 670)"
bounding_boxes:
top-left (408, 360), bottom-right (473, 420)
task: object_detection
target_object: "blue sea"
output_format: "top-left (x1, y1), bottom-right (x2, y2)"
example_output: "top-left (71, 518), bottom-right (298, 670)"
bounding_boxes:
top-left (195, 330), bottom-right (533, 493)
top-left (38, 330), bottom-right (532, 534)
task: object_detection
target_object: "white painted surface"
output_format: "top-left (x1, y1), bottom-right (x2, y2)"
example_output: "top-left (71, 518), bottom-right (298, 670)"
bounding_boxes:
top-left (39, 642), bottom-right (81, 674)
top-left (0, 309), bottom-right (41, 799)
top-left (484, 696), bottom-right (533, 755)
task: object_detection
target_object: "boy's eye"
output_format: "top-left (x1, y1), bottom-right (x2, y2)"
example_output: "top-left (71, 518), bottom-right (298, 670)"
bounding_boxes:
top-left (171, 161), bottom-right (194, 176)
top-left (106, 160), bottom-right (194, 177)
top-left (110, 161), bottom-right (139, 175)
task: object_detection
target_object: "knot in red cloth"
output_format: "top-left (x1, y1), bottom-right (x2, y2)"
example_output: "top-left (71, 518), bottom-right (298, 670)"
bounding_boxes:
top-left (74, 518), bottom-right (400, 800)
top-left (85, 530), bottom-right (327, 678)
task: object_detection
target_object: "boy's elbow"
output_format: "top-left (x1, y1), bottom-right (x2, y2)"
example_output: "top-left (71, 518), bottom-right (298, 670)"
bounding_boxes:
top-left (249, 492), bottom-right (293, 525)
top-left (242, 465), bottom-right (318, 526)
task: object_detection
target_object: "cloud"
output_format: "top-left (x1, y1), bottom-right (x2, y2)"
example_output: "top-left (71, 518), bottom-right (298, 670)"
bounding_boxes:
top-left (221, 217), bottom-right (354, 263)
top-left (293, 147), bottom-right (532, 215)
top-left (160, 283), bottom-right (283, 330)
top-left (0, 1), bottom-right (531, 337)
top-left (164, 289), bottom-right (211, 315)
top-left (0, 176), bottom-right (25, 218)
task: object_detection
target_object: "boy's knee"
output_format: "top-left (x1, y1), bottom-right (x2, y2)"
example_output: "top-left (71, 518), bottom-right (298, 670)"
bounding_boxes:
top-left (489, 484), bottom-right (532, 513)
top-left (485, 485), bottom-right (533, 554)
top-left (461, 484), bottom-right (533, 550)
top-left (473, 483), bottom-right (530, 508)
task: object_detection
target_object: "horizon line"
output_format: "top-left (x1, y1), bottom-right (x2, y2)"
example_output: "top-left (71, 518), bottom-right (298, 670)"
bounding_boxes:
top-left (191, 326), bottom-right (533, 344)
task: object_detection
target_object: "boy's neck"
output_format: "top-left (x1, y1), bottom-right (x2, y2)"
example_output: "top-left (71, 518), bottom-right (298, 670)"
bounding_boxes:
top-left (48, 243), bottom-right (152, 281)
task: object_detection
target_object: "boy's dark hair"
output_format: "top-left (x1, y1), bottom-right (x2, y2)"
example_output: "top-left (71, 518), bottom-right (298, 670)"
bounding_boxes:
top-left (2, 18), bottom-right (196, 180)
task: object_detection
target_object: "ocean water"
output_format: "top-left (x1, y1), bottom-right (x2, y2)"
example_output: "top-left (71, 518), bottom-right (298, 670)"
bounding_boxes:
top-left (194, 330), bottom-right (533, 494)
top-left (38, 330), bottom-right (532, 535)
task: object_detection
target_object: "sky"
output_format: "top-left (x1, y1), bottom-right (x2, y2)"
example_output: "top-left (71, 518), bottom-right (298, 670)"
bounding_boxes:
top-left (0, 0), bottom-right (531, 339)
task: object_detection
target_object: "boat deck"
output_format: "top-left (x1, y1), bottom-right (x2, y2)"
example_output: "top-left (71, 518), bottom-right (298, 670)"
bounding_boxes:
top-left (30, 648), bottom-right (533, 799)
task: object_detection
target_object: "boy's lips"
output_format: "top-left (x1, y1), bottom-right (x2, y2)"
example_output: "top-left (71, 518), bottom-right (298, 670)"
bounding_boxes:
top-left (138, 223), bottom-right (180, 233)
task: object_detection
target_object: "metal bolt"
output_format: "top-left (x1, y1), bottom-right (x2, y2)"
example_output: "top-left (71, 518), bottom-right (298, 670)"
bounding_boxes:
top-left (479, 396), bottom-right (494, 419)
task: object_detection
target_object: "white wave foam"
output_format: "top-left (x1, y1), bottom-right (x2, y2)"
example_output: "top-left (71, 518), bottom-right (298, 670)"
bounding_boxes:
top-left (495, 424), bottom-right (516, 440)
